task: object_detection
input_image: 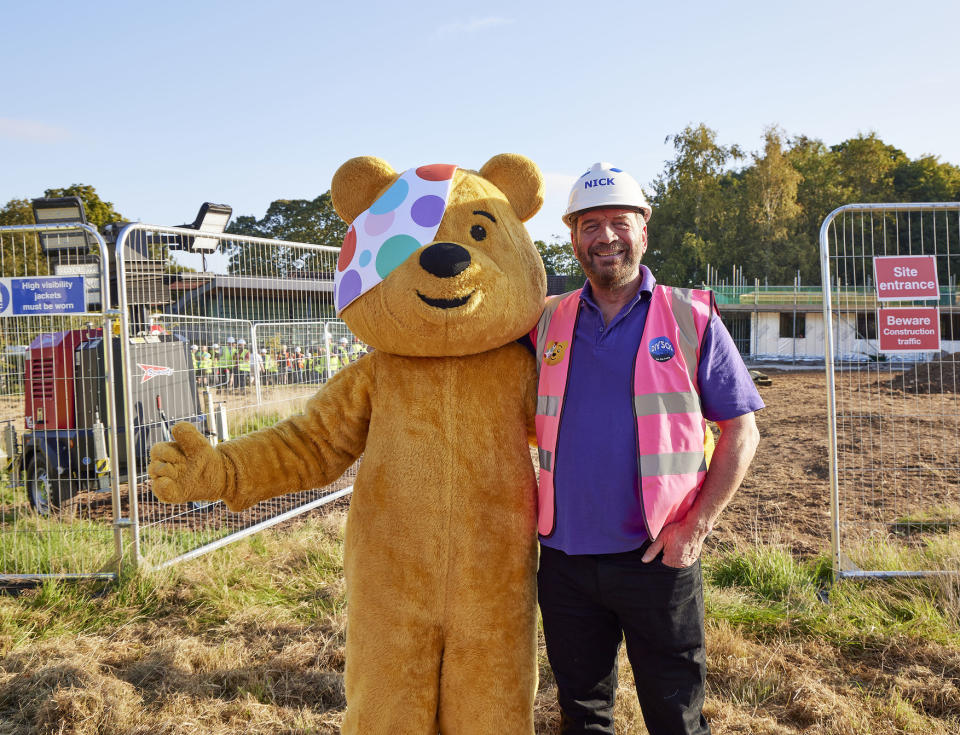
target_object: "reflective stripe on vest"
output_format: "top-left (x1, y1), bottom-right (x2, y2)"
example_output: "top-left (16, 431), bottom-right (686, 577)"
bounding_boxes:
top-left (533, 285), bottom-right (714, 540)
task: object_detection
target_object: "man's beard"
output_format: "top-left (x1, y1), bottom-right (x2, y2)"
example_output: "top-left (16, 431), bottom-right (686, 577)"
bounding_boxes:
top-left (574, 239), bottom-right (642, 290)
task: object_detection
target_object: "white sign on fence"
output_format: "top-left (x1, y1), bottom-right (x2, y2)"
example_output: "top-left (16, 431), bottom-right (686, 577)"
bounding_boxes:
top-left (0, 276), bottom-right (86, 316)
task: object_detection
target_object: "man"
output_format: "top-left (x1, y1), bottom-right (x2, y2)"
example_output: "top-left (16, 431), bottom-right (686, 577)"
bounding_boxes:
top-left (198, 345), bottom-right (213, 387)
top-left (190, 344), bottom-right (201, 389)
top-left (236, 338), bottom-right (251, 391)
top-left (217, 338), bottom-right (235, 393)
top-left (533, 162), bottom-right (762, 735)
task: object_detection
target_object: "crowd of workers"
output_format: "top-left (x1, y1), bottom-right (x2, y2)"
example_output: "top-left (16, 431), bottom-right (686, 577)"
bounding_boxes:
top-left (190, 335), bottom-right (367, 393)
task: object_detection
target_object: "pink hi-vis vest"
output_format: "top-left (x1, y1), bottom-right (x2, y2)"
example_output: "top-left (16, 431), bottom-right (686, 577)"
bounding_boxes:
top-left (533, 286), bottom-right (715, 540)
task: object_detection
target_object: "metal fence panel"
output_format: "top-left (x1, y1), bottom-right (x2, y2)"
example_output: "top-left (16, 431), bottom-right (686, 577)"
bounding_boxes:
top-left (114, 224), bottom-right (360, 570)
top-left (820, 203), bottom-right (960, 578)
top-left (0, 224), bottom-right (120, 581)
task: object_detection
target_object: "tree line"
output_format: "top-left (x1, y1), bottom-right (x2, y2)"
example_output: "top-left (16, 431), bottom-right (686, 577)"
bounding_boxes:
top-left (4, 125), bottom-right (959, 287)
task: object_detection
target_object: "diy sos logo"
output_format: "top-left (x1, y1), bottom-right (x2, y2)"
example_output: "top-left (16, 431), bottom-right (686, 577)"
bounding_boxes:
top-left (648, 336), bottom-right (675, 363)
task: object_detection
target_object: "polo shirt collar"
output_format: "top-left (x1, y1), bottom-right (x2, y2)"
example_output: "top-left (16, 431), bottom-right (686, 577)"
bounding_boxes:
top-left (579, 265), bottom-right (657, 312)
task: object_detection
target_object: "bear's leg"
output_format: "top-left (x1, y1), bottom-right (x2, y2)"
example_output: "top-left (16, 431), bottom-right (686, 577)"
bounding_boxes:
top-left (435, 599), bottom-right (538, 734)
top-left (340, 607), bottom-right (444, 735)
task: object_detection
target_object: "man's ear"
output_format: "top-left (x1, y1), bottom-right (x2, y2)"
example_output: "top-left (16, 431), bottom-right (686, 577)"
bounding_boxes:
top-left (478, 153), bottom-right (544, 223)
top-left (331, 156), bottom-right (398, 224)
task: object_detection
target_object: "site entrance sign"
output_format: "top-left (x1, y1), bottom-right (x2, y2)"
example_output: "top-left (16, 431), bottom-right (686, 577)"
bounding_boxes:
top-left (873, 255), bottom-right (939, 301)
top-left (0, 276), bottom-right (86, 316)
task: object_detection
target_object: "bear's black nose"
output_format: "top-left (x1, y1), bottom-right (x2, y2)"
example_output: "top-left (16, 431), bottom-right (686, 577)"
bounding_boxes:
top-left (419, 242), bottom-right (471, 278)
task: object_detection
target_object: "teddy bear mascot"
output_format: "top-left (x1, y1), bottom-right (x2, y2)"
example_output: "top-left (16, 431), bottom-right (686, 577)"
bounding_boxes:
top-left (148, 154), bottom-right (548, 734)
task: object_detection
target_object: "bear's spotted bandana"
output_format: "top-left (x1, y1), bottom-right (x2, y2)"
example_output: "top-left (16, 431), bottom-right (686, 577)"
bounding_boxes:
top-left (334, 164), bottom-right (458, 314)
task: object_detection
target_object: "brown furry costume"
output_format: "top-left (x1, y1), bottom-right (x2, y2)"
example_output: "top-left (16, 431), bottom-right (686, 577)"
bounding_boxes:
top-left (148, 154), bottom-right (547, 734)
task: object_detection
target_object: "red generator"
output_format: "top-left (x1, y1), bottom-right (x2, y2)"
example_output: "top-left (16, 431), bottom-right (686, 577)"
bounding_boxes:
top-left (17, 327), bottom-right (204, 514)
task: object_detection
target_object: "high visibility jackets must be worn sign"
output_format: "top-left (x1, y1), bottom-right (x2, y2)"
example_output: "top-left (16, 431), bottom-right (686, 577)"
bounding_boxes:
top-left (873, 255), bottom-right (939, 301)
top-left (0, 276), bottom-right (86, 316)
top-left (877, 307), bottom-right (941, 352)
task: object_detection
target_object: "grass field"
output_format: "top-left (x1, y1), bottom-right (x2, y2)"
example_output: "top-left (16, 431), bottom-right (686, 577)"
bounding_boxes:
top-left (0, 509), bottom-right (958, 734)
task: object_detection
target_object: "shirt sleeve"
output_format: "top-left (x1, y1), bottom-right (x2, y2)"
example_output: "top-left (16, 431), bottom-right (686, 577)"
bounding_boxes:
top-left (697, 312), bottom-right (765, 422)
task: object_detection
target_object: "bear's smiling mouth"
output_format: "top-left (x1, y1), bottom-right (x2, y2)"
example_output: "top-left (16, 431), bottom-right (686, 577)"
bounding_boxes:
top-left (417, 290), bottom-right (475, 309)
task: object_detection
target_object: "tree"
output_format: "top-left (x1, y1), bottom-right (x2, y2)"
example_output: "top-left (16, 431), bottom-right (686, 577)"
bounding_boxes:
top-left (739, 127), bottom-right (811, 282)
top-left (0, 197), bottom-right (33, 226)
top-left (535, 238), bottom-right (584, 292)
top-left (1, 185), bottom-right (124, 276)
top-left (786, 135), bottom-right (847, 251)
top-left (892, 155), bottom-right (960, 202)
top-left (0, 198), bottom-right (44, 276)
top-left (225, 192), bottom-right (347, 277)
top-left (535, 238), bottom-right (582, 277)
top-left (831, 133), bottom-right (906, 202)
top-left (648, 123), bottom-right (743, 286)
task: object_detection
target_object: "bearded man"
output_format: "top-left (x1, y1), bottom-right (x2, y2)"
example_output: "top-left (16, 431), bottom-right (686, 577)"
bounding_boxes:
top-left (531, 162), bottom-right (763, 735)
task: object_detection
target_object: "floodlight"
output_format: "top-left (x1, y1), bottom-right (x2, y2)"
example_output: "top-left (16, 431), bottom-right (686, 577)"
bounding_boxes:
top-left (178, 202), bottom-right (232, 252)
top-left (32, 196), bottom-right (94, 255)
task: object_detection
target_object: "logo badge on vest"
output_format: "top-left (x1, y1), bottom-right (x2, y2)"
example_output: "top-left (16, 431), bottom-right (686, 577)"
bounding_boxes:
top-left (649, 336), bottom-right (675, 363)
top-left (543, 341), bottom-right (568, 366)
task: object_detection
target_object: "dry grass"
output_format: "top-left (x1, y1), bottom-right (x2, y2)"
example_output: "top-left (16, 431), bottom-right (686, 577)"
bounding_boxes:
top-left (2, 511), bottom-right (959, 734)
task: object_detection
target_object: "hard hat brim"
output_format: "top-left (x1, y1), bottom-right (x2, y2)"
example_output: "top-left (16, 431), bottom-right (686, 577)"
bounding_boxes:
top-left (562, 204), bottom-right (651, 228)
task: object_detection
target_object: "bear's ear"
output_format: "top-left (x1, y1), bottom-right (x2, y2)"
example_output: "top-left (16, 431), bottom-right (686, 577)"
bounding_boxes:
top-left (331, 156), bottom-right (398, 224)
top-left (479, 153), bottom-right (544, 223)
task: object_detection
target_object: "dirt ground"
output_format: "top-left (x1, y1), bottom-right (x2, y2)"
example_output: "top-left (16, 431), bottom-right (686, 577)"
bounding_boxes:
top-left (703, 369), bottom-right (833, 557)
top-left (714, 366), bottom-right (960, 559)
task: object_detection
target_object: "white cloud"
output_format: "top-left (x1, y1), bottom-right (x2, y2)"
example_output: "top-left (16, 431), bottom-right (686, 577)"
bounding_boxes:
top-left (0, 118), bottom-right (71, 143)
top-left (435, 16), bottom-right (514, 36)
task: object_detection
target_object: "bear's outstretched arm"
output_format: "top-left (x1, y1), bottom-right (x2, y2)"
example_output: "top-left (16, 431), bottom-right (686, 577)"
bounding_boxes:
top-left (149, 356), bottom-right (374, 512)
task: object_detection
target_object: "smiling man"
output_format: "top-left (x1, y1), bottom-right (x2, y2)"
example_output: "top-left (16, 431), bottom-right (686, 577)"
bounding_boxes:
top-left (532, 162), bottom-right (763, 735)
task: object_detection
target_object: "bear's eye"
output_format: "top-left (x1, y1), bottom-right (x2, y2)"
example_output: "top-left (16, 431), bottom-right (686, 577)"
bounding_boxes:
top-left (470, 224), bottom-right (487, 242)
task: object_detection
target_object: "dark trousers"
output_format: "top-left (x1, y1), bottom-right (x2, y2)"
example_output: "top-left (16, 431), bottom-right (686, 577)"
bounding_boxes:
top-left (537, 544), bottom-right (710, 735)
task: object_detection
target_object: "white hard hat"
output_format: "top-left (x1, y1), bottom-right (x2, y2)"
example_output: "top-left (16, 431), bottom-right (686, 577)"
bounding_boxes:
top-left (227, 336), bottom-right (236, 343)
top-left (260, 348), bottom-right (267, 353)
top-left (238, 338), bottom-right (246, 345)
top-left (191, 344), bottom-right (198, 350)
top-left (562, 162), bottom-right (651, 227)
top-left (295, 346), bottom-right (302, 352)
top-left (212, 343), bottom-right (220, 349)
top-left (340, 338), bottom-right (348, 344)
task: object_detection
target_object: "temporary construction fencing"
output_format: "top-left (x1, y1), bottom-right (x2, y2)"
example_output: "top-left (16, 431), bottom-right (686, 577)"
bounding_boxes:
top-left (0, 222), bottom-right (119, 581)
top-left (820, 203), bottom-right (960, 579)
top-left (0, 219), bottom-right (361, 581)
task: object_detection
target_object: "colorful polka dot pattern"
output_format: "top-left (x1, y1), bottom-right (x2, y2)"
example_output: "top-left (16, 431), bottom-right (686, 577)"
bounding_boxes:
top-left (335, 165), bottom-right (457, 314)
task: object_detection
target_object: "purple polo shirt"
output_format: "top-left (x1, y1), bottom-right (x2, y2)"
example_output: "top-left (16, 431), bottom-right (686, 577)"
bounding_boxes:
top-left (540, 266), bottom-right (764, 555)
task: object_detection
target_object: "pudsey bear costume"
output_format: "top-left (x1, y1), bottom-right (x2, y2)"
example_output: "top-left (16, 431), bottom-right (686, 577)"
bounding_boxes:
top-left (149, 154), bottom-right (547, 733)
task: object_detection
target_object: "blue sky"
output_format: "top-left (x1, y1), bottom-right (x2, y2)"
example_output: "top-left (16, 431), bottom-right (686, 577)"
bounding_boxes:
top-left (2, 0), bottom-right (958, 244)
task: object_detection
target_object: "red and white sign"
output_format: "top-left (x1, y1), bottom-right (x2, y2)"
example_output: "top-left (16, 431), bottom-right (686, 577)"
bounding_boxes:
top-left (873, 255), bottom-right (939, 301)
top-left (137, 363), bottom-right (174, 383)
top-left (877, 307), bottom-right (941, 352)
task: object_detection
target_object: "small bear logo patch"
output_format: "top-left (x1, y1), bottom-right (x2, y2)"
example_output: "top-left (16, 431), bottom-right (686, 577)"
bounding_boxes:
top-left (543, 341), bottom-right (568, 366)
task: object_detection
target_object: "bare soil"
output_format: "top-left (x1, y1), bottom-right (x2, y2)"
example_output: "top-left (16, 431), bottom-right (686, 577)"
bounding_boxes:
top-left (710, 369), bottom-right (833, 557)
